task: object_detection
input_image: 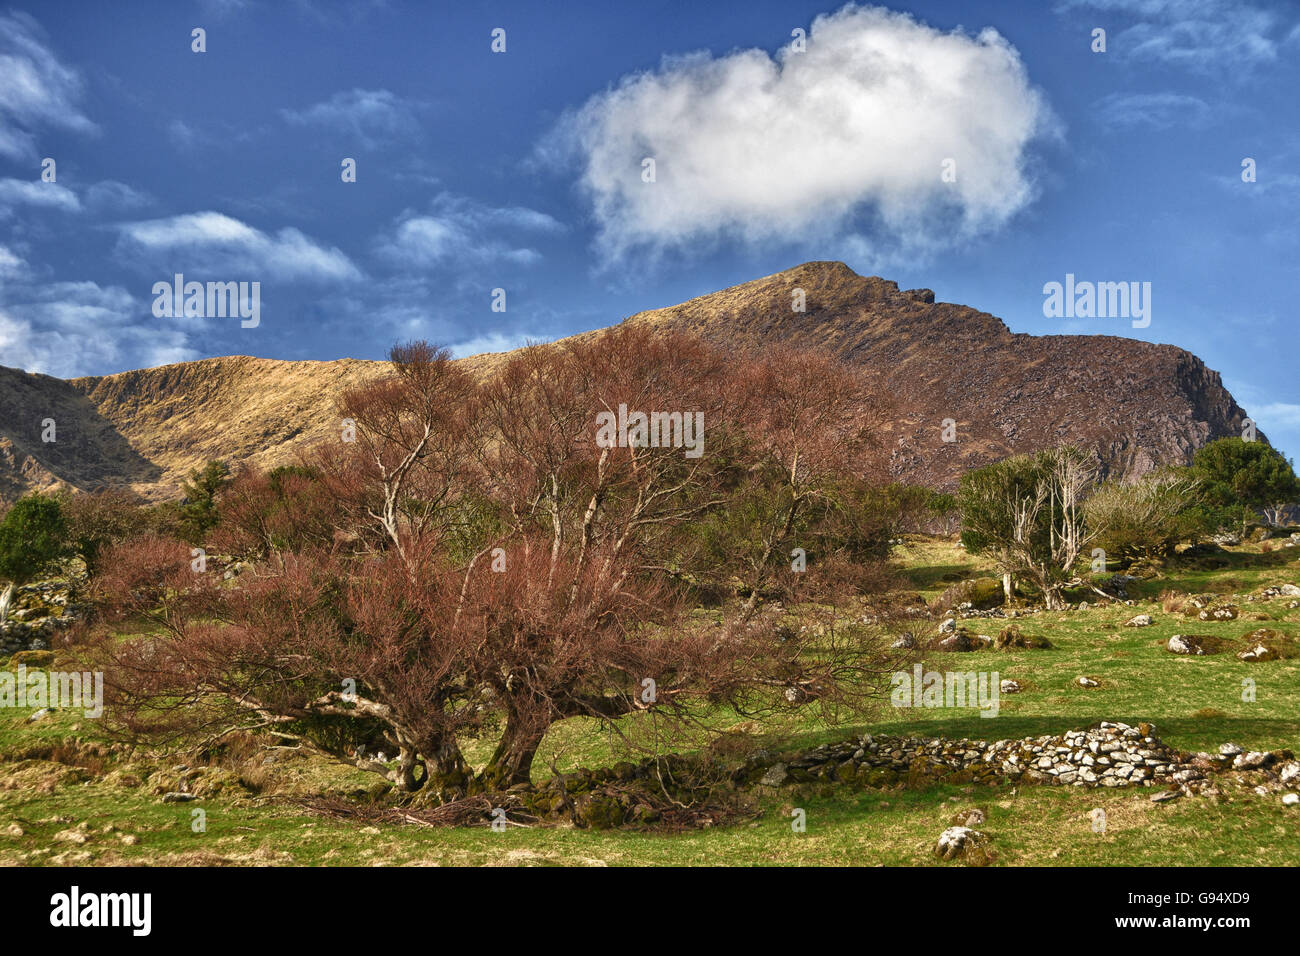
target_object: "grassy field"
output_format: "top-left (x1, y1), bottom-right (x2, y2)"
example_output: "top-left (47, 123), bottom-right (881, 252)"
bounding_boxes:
top-left (3, 534), bottom-right (1298, 867)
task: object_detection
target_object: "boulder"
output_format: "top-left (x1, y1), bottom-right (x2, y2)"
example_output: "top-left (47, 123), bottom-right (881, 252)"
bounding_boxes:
top-left (935, 629), bottom-right (991, 652)
top-left (1124, 614), bottom-right (1153, 627)
top-left (1166, 634), bottom-right (1226, 656)
top-left (934, 826), bottom-right (987, 862)
top-left (1196, 604), bottom-right (1239, 622)
top-left (1237, 643), bottom-right (1280, 663)
top-left (994, 626), bottom-right (1052, 650)
top-left (950, 807), bottom-right (987, 827)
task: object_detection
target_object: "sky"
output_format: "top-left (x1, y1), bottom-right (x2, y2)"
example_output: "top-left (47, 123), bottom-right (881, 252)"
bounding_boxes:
top-left (0, 0), bottom-right (1298, 458)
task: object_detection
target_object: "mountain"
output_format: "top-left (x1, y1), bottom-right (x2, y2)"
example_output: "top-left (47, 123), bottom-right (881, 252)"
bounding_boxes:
top-left (0, 262), bottom-right (1254, 503)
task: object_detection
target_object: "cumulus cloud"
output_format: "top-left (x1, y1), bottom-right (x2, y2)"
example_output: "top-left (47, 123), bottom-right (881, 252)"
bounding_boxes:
top-left (376, 194), bottom-right (564, 267)
top-left (0, 12), bottom-right (96, 160)
top-left (116, 211), bottom-right (363, 282)
top-left (282, 88), bottom-right (423, 144)
top-left (546, 3), bottom-right (1053, 262)
top-left (0, 281), bottom-right (197, 377)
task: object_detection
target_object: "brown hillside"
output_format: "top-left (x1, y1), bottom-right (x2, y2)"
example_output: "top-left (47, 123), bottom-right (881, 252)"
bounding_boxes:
top-left (0, 261), bottom-right (1254, 502)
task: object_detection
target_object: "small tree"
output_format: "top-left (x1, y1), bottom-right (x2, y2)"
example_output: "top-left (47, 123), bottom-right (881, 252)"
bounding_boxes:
top-left (959, 447), bottom-right (1100, 609)
top-left (178, 460), bottom-right (230, 544)
top-left (1191, 437), bottom-right (1300, 531)
top-left (92, 333), bottom-right (906, 799)
top-left (957, 455), bottom-right (1042, 604)
top-left (0, 494), bottom-right (67, 621)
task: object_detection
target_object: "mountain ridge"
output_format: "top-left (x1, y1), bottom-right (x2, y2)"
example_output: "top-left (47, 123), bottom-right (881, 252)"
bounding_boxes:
top-left (0, 261), bottom-right (1255, 503)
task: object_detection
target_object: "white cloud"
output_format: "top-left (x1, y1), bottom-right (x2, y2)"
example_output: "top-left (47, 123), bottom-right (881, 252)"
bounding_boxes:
top-left (116, 211), bottom-right (363, 282)
top-left (1057, 1), bottom-right (1292, 69)
top-left (282, 88), bottom-right (422, 144)
top-left (376, 194), bottom-right (563, 267)
top-left (0, 244), bottom-right (22, 277)
top-left (448, 331), bottom-right (534, 359)
top-left (547, 3), bottom-right (1053, 262)
top-left (0, 177), bottom-right (80, 215)
top-left (0, 281), bottom-right (197, 377)
top-left (0, 12), bottom-right (96, 161)
top-left (84, 179), bottom-right (152, 213)
top-left (1094, 92), bottom-right (1211, 129)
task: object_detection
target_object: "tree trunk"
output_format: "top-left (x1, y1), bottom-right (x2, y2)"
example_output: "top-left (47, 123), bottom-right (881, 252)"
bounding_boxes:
top-left (0, 582), bottom-right (12, 623)
top-left (1001, 572), bottom-right (1014, 606)
top-left (1043, 584), bottom-right (1066, 610)
top-left (481, 709), bottom-right (546, 790)
top-left (428, 736), bottom-right (470, 800)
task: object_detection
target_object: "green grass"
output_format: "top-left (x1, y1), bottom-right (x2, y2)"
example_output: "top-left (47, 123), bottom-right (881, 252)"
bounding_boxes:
top-left (3, 533), bottom-right (1299, 866)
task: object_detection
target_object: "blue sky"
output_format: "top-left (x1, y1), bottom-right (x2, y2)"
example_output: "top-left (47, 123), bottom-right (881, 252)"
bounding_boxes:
top-left (1, 0), bottom-right (1298, 459)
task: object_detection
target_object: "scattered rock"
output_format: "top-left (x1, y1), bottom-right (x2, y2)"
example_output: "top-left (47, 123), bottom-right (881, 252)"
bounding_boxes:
top-left (1283, 793), bottom-right (1299, 807)
top-left (1124, 614), bottom-right (1153, 627)
top-left (1232, 751), bottom-right (1272, 770)
top-left (935, 630), bottom-right (991, 652)
top-left (999, 679), bottom-right (1021, 694)
top-left (161, 792), bottom-right (199, 803)
top-left (994, 626), bottom-right (1051, 650)
top-left (1166, 634), bottom-right (1226, 655)
top-left (1150, 790), bottom-right (1180, 803)
top-left (1196, 604), bottom-right (1239, 622)
top-left (1076, 676), bottom-right (1100, 688)
top-left (950, 808), bottom-right (986, 827)
top-left (934, 826), bottom-right (987, 862)
top-left (1237, 643), bottom-right (1279, 663)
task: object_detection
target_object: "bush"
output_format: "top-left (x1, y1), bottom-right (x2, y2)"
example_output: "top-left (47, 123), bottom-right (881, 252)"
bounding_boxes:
top-left (0, 493), bottom-right (67, 620)
top-left (1085, 468), bottom-right (1203, 563)
top-left (1191, 437), bottom-right (1300, 530)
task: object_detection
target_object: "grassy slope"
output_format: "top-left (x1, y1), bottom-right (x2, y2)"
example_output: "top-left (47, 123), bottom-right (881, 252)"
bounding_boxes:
top-left (2, 535), bottom-right (1298, 866)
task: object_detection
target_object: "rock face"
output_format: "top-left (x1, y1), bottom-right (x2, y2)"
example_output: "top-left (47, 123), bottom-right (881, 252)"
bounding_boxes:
top-left (627, 262), bottom-right (1256, 489)
top-left (0, 261), bottom-right (1256, 503)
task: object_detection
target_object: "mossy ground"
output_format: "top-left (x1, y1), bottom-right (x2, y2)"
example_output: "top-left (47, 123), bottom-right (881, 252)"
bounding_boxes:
top-left (2, 534), bottom-right (1298, 866)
